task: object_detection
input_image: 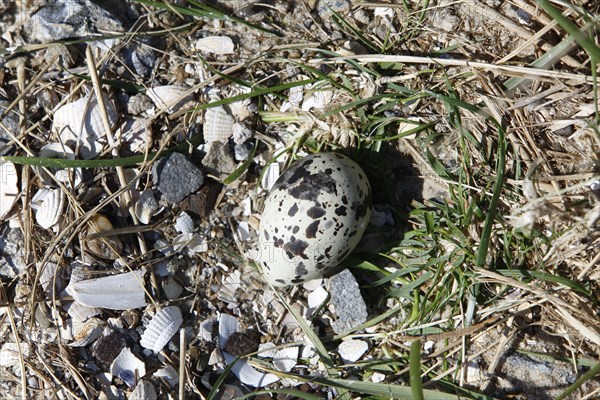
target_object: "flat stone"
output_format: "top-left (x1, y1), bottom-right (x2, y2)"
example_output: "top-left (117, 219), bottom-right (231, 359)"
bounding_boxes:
top-left (180, 180), bottom-right (222, 218)
top-left (27, 0), bottom-right (133, 43)
top-left (201, 141), bottom-right (237, 182)
top-left (152, 152), bottom-right (204, 203)
top-left (329, 269), bottom-right (368, 334)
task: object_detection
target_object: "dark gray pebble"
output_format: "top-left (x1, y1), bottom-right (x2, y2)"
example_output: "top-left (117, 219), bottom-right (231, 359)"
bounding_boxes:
top-left (152, 152), bottom-right (204, 203)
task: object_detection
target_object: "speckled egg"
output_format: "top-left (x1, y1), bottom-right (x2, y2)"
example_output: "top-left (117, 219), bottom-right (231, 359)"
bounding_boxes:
top-left (257, 152), bottom-right (371, 287)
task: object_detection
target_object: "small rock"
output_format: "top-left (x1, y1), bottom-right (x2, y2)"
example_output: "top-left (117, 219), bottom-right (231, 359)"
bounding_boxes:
top-left (224, 330), bottom-right (260, 356)
top-left (127, 93), bottom-right (154, 115)
top-left (161, 275), bottom-right (183, 300)
top-left (27, 0), bottom-right (133, 43)
top-left (234, 142), bottom-right (253, 161)
top-left (91, 327), bottom-right (127, 366)
top-left (201, 141), bottom-right (238, 182)
top-left (232, 122), bottom-right (253, 144)
top-left (152, 152), bottom-right (204, 203)
top-left (317, 0), bottom-right (350, 19)
top-left (328, 269), bottom-right (368, 334)
top-left (180, 181), bottom-right (222, 218)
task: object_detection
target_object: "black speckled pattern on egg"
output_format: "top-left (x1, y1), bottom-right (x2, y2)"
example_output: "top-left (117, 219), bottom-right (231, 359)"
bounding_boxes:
top-left (257, 153), bottom-right (372, 287)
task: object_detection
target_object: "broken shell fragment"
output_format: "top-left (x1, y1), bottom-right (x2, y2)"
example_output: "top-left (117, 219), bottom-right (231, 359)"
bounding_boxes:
top-left (110, 347), bottom-right (146, 387)
top-left (203, 106), bottom-right (234, 143)
top-left (174, 211), bottom-right (194, 234)
top-left (84, 214), bottom-right (123, 259)
top-left (65, 269), bottom-right (147, 310)
top-left (272, 347), bottom-right (299, 372)
top-left (130, 379), bottom-right (157, 400)
top-left (338, 339), bottom-right (368, 363)
top-left (134, 189), bottom-right (160, 225)
top-left (34, 188), bottom-right (65, 229)
top-left (194, 36), bottom-right (235, 55)
top-left (146, 85), bottom-right (192, 113)
top-left (52, 93), bottom-right (118, 159)
top-left (140, 306), bottom-right (183, 353)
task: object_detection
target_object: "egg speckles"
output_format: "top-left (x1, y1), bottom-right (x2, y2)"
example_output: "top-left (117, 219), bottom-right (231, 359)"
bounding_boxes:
top-left (257, 153), bottom-right (371, 287)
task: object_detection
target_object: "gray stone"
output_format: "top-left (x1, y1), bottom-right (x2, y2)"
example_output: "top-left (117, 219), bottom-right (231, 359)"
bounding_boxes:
top-left (27, 0), bottom-right (134, 43)
top-left (152, 152), bottom-right (204, 203)
top-left (201, 141), bottom-right (237, 182)
top-left (329, 269), bottom-right (368, 334)
top-left (0, 227), bottom-right (26, 278)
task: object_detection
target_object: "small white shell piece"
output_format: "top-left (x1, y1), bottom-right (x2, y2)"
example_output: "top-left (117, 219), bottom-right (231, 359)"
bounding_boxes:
top-left (134, 189), bottom-right (160, 225)
top-left (34, 188), bottom-right (65, 229)
top-left (110, 347), bottom-right (146, 386)
top-left (65, 269), bottom-right (147, 310)
top-left (146, 85), bottom-right (192, 113)
top-left (174, 212), bottom-right (194, 233)
top-left (153, 365), bottom-right (178, 387)
top-left (69, 317), bottom-right (104, 347)
top-left (272, 347), bottom-right (298, 372)
top-left (194, 36), bottom-right (235, 55)
top-left (0, 161), bottom-right (18, 219)
top-left (52, 93), bottom-right (118, 159)
top-left (338, 339), bottom-right (368, 363)
top-left (203, 106), bottom-right (234, 143)
top-left (140, 306), bottom-right (183, 353)
top-left (38, 142), bottom-right (83, 187)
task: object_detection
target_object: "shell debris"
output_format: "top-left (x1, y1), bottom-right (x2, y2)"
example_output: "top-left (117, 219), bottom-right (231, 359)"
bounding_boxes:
top-left (146, 84), bottom-right (192, 113)
top-left (203, 106), bottom-right (234, 143)
top-left (140, 306), bottom-right (183, 353)
top-left (110, 347), bottom-right (146, 387)
top-left (338, 339), bottom-right (368, 363)
top-left (0, 161), bottom-right (18, 219)
top-left (34, 188), bottom-right (65, 229)
top-left (194, 36), bottom-right (235, 55)
top-left (52, 93), bottom-right (118, 159)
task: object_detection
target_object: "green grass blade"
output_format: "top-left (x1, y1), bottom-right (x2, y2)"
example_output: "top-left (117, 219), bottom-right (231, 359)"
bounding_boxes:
top-left (409, 340), bottom-right (424, 400)
top-left (556, 359), bottom-right (600, 400)
top-left (1, 134), bottom-right (204, 168)
top-left (222, 140), bottom-right (258, 185)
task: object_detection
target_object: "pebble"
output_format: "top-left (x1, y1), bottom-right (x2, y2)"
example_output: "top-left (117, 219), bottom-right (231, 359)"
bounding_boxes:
top-left (180, 181), bottom-right (222, 218)
top-left (27, 0), bottom-right (133, 43)
top-left (152, 152), bottom-right (204, 203)
top-left (127, 93), bottom-right (154, 115)
top-left (201, 141), bottom-right (238, 182)
top-left (329, 269), bottom-right (368, 334)
top-left (234, 142), bottom-right (253, 161)
top-left (223, 330), bottom-right (260, 356)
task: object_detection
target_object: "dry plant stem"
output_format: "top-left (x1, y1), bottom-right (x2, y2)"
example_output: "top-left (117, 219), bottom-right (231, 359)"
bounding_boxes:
top-left (179, 328), bottom-right (186, 400)
top-left (0, 282), bottom-right (27, 400)
top-left (318, 54), bottom-right (600, 84)
top-left (85, 46), bottom-right (148, 255)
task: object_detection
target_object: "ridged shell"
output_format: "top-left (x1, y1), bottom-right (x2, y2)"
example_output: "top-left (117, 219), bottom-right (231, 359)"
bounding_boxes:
top-left (203, 106), bottom-right (234, 143)
top-left (66, 301), bottom-right (101, 322)
top-left (52, 94), bottom-right (118, 159)
top-left (140, 306), bottom-right (182, 353)
top-left (110, 347), bottom-right (146, 386)
top-left (194, 36), bottom-right (234, 55)
top-left (130, 380), bottom-right (157, 400)
top-left (0, 161), bottom-right (18, 219)
top-left (39, 142), bottom-right (82, 187)
top-left (146, 85), bottom-right (192, 113)
top-left (35, 188), bottom-right (65, 229)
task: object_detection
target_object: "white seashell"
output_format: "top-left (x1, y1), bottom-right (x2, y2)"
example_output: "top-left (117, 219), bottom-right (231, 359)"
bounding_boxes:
top-left (0, 343), bottom-right (30, 367)
top-left (146, 85), bottom-right (192, 113)
top-left (161, 276), bottom-right (183, 300)
top-left (110, 347), bottom-right (146, 386)
top-left (65, 269), bottom-right (147, 310)
top-left (119, 118), bottom-right (149, 153)
top-left (260, 162), bottom-right (280, 191)
top-left (174, 211), bottom-right (194, 233)
top-left (134, 189), bottom-right (160, 225)
top-left (338, 339), bottom-right (368, 363)
top-left (38, 261), bottom-right (61, 297)
top-left (198, 317), bottom-right (215, 342)
top-left (222, 352), bottom-right (280, 387)
top-left (272, 347), bottom-right (298, 372)
top-left (301, 87), bottom-right (334, 111)
top-left (140, 306), bottom-right (182, 353)
top-left (129, 379), bottom-right (157, 400)
top-left (69, 317), bottom-right (104, 347)
top-left (280, 84), bottom-right (304, 112)
top-left (203, 106), bottom-right (234, 143)
top-left (35, 188), bottom-right (65, 229)
top-left (257, 342), bottom-right (277, 359)
top-left (208, 348), bottom-right (224, 366)
top-left (194, 36), bottom-right (235, 55)
top-left (153, 365), bottom-right (178, 387)
top-left (52, 93), bottom-right (118, 159)
top-left (38, 142), bottom-right (83, 186)
top-left (65, 301), bottom-right (101, 322)
top-left (236, 221), bottom-right (250, 241)
top-left (217, 270), bottom-right (242, 304)
top-left (0, 161), bottom-right (18, 219)
top-left (172, 233), bottom-right (207, 254)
